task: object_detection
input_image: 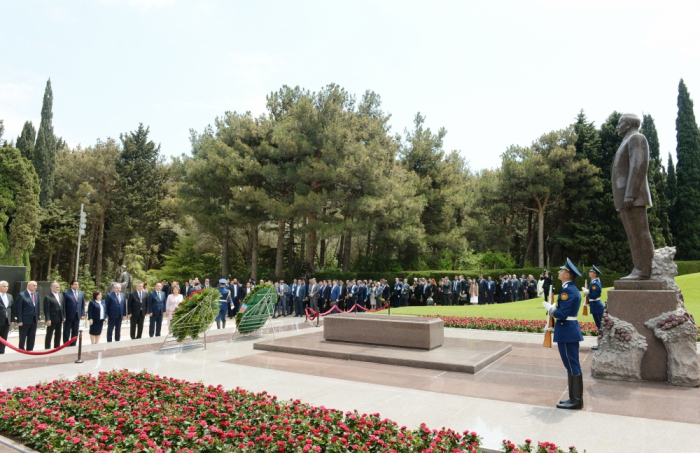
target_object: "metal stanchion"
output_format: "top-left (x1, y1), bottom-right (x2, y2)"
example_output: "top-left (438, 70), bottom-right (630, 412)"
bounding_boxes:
top-left (75, 330), bottom-right (84, 364)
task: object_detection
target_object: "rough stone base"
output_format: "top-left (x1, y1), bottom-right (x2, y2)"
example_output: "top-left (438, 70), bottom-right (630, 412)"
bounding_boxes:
top-left (607, 289), bottom-right (678, 381)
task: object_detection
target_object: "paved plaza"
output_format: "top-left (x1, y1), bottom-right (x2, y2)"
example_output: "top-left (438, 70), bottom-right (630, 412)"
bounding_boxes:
top-left (1, 317), bottom-right (699, 452)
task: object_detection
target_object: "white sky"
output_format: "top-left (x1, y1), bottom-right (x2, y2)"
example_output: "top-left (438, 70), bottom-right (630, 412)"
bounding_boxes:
top-left (2, 0), bottom-right (699, 170)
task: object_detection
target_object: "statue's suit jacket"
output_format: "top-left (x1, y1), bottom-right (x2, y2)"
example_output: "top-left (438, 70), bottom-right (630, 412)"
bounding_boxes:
top-left (611, 132), bottom-right (652, 210)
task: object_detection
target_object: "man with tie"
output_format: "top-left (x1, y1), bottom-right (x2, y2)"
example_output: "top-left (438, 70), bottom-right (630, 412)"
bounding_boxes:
top-left (128, 282), bottom-right (147, 339)
top-left (322, 280), bottom-right (332, 311)
top-left (203, 278), bottom-right (211, 289)
top-left (452, 277), bottom-right (461, 306)
top-left (43, 282), bottom-right (66, 349)
top-left (293, 278), bottom-right (307, 317)
top-left (62, 280), bottom-right (85, 347)
top-left (477, 275), bottom-right (487, 305)
top-left (0, 281), bottom-right (16, 354)
top-left (308, 278), bottom-right (320, 313)
top-left (330, 280), bottom-right (340, 307)
top-left (228, 278), bottom-right (241, 318)
top-left (16, 281), bottom-right (39, 351)
top-left (486, 277), bottom-right (496, 304)
top-left (147, 282), bottom-right (166, 337)
top-left (105, 283), bottom-right (127, 342)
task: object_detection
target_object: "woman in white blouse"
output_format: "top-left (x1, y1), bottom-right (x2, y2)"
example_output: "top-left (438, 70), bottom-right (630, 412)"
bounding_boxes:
top-left (165, 285), bottom-right (184, 331)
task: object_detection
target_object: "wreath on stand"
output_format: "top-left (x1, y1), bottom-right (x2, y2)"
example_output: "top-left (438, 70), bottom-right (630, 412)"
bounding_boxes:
top-left (170, 287), bottom-right (220, 342)
top-left (235, 283), bottom-right (276, 334)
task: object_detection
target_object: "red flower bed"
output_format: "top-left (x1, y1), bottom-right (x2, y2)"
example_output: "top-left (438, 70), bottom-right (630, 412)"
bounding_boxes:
top-left (0, 370), bottom-right (485, 452)
top-left (423, 315), bottom-right (600, 336)
top-left (503, 439), bottom-right (579, 453)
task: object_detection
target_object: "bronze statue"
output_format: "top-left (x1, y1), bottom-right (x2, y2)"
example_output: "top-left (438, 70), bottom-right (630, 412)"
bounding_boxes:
top-left (612, 113), bottom-right (654, 280)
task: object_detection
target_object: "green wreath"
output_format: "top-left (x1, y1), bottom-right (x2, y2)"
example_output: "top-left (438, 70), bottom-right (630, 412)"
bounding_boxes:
top-left (235, 283), bottom-right (276, 334)
top-left (170, 287), bottom-right (219, 342)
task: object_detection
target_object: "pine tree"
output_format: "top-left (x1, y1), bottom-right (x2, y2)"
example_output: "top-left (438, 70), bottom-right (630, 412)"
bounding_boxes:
top-left (667, 153), bottom-right (678, 239)
top-left (674, 79), bottom-right (700, 259)
top-left (34, 79), bottom-right (56, 205)
top-left (640, 114), bottom-right (669, 247)
top-left (116, 124), bottom-right (165, 267)
top-left (16, 121), bottom-right (36, 162)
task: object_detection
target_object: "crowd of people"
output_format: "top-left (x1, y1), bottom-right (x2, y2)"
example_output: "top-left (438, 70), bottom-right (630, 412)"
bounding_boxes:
top-left (0, 270), bottom-right (557, 353)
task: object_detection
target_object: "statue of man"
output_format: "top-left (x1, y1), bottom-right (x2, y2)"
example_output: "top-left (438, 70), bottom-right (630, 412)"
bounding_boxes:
top-left (612, 113), bottom-right (654, 280)
top-left (116, 265), bottom-right (133, 296)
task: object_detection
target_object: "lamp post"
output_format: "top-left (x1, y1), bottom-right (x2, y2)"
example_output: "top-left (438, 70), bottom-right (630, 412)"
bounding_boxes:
top-left (74, 204), bottom-right (86, 281)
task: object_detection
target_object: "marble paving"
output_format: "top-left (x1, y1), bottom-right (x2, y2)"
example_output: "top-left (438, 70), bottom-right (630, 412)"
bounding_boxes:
top-left (1, 316), bottom-right (699, 452)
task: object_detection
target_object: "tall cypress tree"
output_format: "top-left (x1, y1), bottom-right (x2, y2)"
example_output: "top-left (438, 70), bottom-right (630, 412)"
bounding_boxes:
top-left (640, 114), bottom-right (669, 247)
top-left (667, 153), bottom-right (678, 240)
top-left (16, 121), bottom-right (36, 162)
top-left (34, 79), bottom-right (56, 205)
top-left (674, 79), bottom-right (700, 259)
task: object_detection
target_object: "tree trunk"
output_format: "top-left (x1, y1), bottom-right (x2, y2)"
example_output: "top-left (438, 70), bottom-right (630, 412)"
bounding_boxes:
top-left (46, 249), bottom-right (53, 280)
top-left (251, 223), bottom-right (259, 281)
top-left (366, 230), bottom-right (371, 257)
top-left (337, 235), bottom-right (344, 267)
top-left (86, 221), bottom-right (96, 273)
top-left (305, 216), bottom-right (315, 268)
top-left (524, 210), bottom-right (536, 266)
top-left (319, 238), bottom-right (326, 267)
top-left (287, 218), bottom-right (294, 269)
top-left (537, 198), bottom-right (545, 268)
top-left (342, 230), bottom-right (352, 272)
top-left (221, 224), bottom-right (230, 278)
top-left (95, 207), bottom-right (106, 287)
top-left (275, 219), bottom-right (285, 279)
top-left (68, 246), bottom-right (76, 282)
top-left (300, 217), bottom-right (307, 266)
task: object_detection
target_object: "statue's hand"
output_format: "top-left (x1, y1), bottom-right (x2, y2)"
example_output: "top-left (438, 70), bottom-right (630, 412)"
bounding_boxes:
top-left (624, 197), bottom-right (635, 209)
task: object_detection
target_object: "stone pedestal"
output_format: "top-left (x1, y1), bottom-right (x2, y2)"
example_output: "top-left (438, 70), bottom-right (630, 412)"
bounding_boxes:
top-left (607, 285), bottom-right (678, 381)
top-left (323, 314), bottom-right (444, 350)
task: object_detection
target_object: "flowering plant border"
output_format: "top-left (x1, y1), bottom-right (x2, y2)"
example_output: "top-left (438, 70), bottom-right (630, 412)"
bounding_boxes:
top-left (423, 314), bottom-right (700, 341)
top-left (0, 370), bottom-right (581, 452)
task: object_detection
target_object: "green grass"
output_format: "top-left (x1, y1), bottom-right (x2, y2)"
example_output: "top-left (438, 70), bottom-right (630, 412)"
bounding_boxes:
top-left (377, 273), bottom-right (700, 321)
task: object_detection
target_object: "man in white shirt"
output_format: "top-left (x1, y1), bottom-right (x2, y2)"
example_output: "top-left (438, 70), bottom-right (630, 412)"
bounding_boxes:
top-left (0, 281), bottom-right (15, 354)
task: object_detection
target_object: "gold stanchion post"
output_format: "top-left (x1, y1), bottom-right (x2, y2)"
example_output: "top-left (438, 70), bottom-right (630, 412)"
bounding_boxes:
top-left (75, 330), bottom-right (84, 364)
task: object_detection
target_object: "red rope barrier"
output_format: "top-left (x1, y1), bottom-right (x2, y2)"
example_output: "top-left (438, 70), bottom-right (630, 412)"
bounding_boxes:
top-left (305, 302), bottom-right (389, 320)
top-left (0, 335), bottom-right (77, 355)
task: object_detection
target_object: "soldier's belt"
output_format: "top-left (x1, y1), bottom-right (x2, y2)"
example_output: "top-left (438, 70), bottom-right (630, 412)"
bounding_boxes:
top-left (589, 298), bottom-right (601, 302)
top-left (565, 317), bottom-right (577, 321)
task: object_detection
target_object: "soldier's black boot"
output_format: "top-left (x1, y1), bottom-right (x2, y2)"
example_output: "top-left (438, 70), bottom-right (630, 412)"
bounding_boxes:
top-left (221, 318), bottom-right (226, 329)
top-left (216, 319), bottom-right (221, 329)
top-left (559, 374), bottom-right (573, 404)
top-left (557, 374), bottom-right (583, 410)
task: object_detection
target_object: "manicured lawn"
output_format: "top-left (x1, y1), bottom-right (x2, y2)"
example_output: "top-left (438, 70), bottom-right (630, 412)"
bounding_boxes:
top-left (378, 273), bottom-right (700, 321)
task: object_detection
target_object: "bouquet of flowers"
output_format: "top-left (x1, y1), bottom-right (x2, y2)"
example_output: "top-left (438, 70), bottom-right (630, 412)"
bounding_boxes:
top-left (170, 287), bottom-right (219, 342)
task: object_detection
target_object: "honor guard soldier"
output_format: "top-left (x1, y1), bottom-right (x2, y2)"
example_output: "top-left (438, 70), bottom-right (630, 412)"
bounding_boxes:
top-left (216, 279), bottom-right (232, 329)
top-left (543, 258), bottom-right (584, 410)
top-left (584, 265), bottom-right (605, 350)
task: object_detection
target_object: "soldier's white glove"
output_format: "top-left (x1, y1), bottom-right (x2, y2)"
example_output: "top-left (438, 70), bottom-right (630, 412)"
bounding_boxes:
top-left (583, 289), bottom-right (590, 296)
top-left (542, 301), bottom-right (555, 315)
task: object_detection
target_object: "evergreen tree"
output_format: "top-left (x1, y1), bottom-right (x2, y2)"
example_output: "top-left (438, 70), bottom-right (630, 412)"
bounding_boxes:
top-left (667, 153), bottom-right (678, 239)
top-left (116, 124), bottom-right (165, 266)
top-left (34, 79), bottom-right (56, 205)
top-left (674, 79), bottom-right (700, 259)
top-left (640, 114), bottom-right (669, 247)
top-left (16, 121), bottom-right (36, 162)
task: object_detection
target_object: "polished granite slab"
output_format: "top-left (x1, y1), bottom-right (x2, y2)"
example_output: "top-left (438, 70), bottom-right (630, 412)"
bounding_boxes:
top-left (253, 331), bottom-right (511, 373)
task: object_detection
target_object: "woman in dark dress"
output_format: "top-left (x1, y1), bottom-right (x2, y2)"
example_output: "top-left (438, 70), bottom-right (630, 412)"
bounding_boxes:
top-left (87, 291), bottom-right (107, 344)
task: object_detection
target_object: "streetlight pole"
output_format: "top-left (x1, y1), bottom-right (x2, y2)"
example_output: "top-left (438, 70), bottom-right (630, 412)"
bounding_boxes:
top-left (75, 204), bottom-right (86, 281)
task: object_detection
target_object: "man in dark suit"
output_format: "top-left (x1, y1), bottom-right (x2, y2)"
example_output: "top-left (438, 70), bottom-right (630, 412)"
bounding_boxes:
top-left (128, 282), bottom-right (148, 339)
top-left (15, 281), bottom-right (39, 351)
top-left (147, 282), bottom-right (166, 337)
top-left (486, 277), bottom-right (496, 304)
top-left (228, 278), bottom-right (242, 318)
top-left (293, 278), bottom-right (307, 317)
top-left (161, 279), bottom-right (171, 297)
top-left (452, 277), bottom-right (461, 306)
top-left (322, 280), bottom-right (332, 311)
top-left (43, 282), bottom-right (66, 349)
top-left (478, 275), bottom-right (487, 305)
top-left (105, 284), bottom-right (127, 342)
top-left (62, 280), bottom-right (84, 347)
top-left (0, 281), bottom-right (16, 354)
